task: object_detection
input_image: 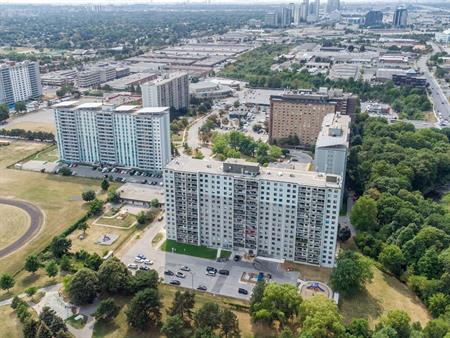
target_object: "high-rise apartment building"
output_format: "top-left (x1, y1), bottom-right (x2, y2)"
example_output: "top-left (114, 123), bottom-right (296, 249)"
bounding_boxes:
top-left (326, 0), bottom-right (340, 13)
top-left (365, 10), bottom-right (383, 27)
top-left (393, 7), bottom-right (408, 28)
top-left (264, 12), bottom-right (279, 27)
top-left (314, 113), bottom-right (350, 206)
top-left (280, 7), bottom-right (293, 27)
top-left (0, 61), bottom-right (42, 107)
top-left (141, 72), bottom-right (189, 113)
top-left (308, 0), bottom-right (320, 22)
top-left (268, 88), bottom-right (357, 146)
top-left (54, 101), bottom-right (171, 171)
top-left (164, 157), bottom-right (342, 267)
top-left (300, 0), bottom-right (309, 22)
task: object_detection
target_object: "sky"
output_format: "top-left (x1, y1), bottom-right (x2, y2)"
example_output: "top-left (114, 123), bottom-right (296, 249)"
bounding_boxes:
top-left (0, 0), bottom-right (421, 4)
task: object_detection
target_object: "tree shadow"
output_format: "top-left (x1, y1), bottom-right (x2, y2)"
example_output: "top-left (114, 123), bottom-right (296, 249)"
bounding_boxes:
top-left (339, 288), bottom-right (383, 324)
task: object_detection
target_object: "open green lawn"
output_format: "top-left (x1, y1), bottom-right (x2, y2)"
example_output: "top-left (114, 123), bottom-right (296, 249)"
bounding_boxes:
top-left (33, 144), bottom-right (59, 162)
top-left (93, 284), bottom-right (273, 338)
top-left (160, 240), bottom-right (219, 259)
top-left (0, 204), bottom-right (30, 250)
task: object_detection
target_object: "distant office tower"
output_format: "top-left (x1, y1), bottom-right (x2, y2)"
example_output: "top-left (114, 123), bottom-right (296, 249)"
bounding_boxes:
top-left (393, 7), bottom-right (408, 28)
top-left (314, 113), bottom-right (350, 206)
top-left (54, 102), bottom-right (171, 171)
top-left (300, 0), bottom-right (309, 22)
top-left (141, 72), bottom-right (189, 113)
top-left (293, 4), bottom-right (302, 25)
top-left (264, 12), bottom-right (279, 27)
top-left (0, 61), bottom-right (42, 107)
top-left (164, 157), bottom-right (342, 267)
top-left (280, 7), bottom-right (293, 27)
top-left (269, 88), bottom-right (357, 147)
top-left (326, 0), bottom-right (340, 13)
top-left (308, 0), bottom-right (320, 22)
top-left (365, 10), bottom-right (383, 26)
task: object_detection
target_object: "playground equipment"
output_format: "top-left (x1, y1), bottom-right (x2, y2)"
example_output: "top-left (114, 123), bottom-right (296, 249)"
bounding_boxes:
top-left (306, 281), bottom-right (325, 292)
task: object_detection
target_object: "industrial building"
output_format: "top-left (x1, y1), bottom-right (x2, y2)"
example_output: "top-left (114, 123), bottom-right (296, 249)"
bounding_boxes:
top-left (164, 157), bottom-right (342, 267)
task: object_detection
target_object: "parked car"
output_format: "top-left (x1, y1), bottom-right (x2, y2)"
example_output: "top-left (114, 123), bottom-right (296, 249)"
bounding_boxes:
top-left (238, 288), bottom-right (248, 295)
top-left (127, 263), bottom-right (138, 270)
top-left (139, 265), bottom-right (150, 271)
top-left (233, 255), bottom-right (241, 262)
top-left (164, 270), bottom-right (174, 276)
top-left (197, 285), bottom-right (207, 291)
top-left (218, 269), bottom-right (230, 276)
top-left (180, 266), bottom-right (190, 271)
top-left (143, 259), bottom-right (153, 265)
top-left (169, 279), bottom-right (181, 285)
top-left (206, 266), bottom-right (217, 273)
top-left (206, 271), bottom-right (216, 277)
top-left (176, 272), bottom-right (186, 278)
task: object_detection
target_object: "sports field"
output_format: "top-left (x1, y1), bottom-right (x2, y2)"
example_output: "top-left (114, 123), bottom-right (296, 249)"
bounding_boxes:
top-left (0, 205), bottom-right (30, 250)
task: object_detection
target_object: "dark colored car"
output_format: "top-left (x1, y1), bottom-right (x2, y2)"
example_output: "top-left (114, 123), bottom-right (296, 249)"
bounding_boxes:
top-left (219, 269), bottom-right (230, 276)
top-left (238, 288), bottom-right (248, 295)
top-left (169, 279), bottom-right (181, 285)
top-left (233, 255), bottom-right (241, 262)
top-left (164, 270), bottom-right (174, 276)
top-left (206, 266), bottom-right (217, 273)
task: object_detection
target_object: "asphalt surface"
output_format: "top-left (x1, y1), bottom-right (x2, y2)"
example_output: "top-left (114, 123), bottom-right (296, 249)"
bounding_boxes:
top-left (0, 198), bottom-right (44, 258)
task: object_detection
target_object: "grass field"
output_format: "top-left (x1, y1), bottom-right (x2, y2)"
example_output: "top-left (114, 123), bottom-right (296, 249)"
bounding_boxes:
top-left (92, 284), bottom-right (274, 338)
top-left (340, 267), bottom-right (431, 328)
top-left (5, 121), bottom-right (56, 134)
top-left (0, 305), bottom-right (24, 338)
top-left (0, 204), bottom-right (31, 250)
top-left (0, 141), bottom-right (107, 276)
top-left (33, 145), bottom-right (59, 162)
top-left (95, 213), bottom-right (136, 228)
top-left (161, 240), bottom-right (219, 260)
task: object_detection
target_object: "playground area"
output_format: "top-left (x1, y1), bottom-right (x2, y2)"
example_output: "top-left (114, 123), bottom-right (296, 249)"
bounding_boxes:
top-left (93, 208), bottom-right (137, 229)
top-left (299, 280), bottom-right (333, 300)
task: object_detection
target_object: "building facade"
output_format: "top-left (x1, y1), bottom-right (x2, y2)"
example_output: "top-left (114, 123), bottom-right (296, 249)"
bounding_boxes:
top-left (365, 10), bottom-right (383, 27)
top-left (435, 29), bottom-right (450, 44)
top-left (54, 101), bottom-right (171, 171)
top-left (0, 61), bottom-right (42, 107)
top-left (314, 113), bottom-right (350, 206)
top-left (164, 158), bottom-right (342, 267)
top-left (268, 89), bottom-right (357, 146)
top-left (393, 7), bottom-right (408, 28)
top-left (326, 0), bottom-right (340, 13)
top-left (141, 72), bottom-right (189, 112)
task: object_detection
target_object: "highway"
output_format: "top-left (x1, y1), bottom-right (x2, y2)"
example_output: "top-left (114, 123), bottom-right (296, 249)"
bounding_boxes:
top-left (417, 43), bottom-right (450, 123)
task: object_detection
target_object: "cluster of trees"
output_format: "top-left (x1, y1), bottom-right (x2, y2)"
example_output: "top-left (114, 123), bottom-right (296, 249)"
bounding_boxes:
top-left (199, 114), bottom-right (220, 143)
top-left (0, 128), bottom-right (55, 141)
top-left (0, 103), bottom-right (9, 122)
top-left (248, 280), bottom-right (448, 337)
top-left (171, 117), bottom-right (189, 135)
top-left (220, 45), bottom-right (431, 120)
top-left (349, 115), bottom-right (450, 319)
top-left (212, 130), bottom-right (283, 164)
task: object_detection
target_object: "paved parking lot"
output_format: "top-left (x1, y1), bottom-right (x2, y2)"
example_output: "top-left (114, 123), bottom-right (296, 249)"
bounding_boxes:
top-left (63, 164), bottom-right (163, 185)
top-left (120, 221), bottom-right (299, 300)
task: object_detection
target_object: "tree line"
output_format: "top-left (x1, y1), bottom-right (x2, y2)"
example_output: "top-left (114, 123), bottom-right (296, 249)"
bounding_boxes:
top-left (0, 128), bottom-right (55, 142)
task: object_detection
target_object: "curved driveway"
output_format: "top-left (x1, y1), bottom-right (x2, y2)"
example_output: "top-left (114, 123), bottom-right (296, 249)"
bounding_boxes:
top-left (0, 198), bottom-right (44, 258)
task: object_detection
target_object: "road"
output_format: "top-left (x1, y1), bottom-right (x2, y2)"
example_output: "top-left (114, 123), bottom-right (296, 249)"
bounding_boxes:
top-left (418, 42), bottom-right (450, 122)
top-left (0, 198), bottom-right (44, 258)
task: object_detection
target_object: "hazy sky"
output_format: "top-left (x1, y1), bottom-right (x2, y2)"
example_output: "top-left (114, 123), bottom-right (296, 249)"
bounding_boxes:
top-left (0, 0), bottom-right (414, 4)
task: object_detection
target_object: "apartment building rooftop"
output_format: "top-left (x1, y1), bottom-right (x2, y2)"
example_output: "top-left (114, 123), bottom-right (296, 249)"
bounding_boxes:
top-left (165, 157), bottom-right (341, 188)
top-left (52, 100), bottom-right (80, 108)
top-left (316, 113), bottom-right (351, 149)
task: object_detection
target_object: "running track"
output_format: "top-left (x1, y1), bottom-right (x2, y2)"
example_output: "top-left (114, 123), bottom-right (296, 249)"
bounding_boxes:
top-left (0, 198), bottom-right (44, 258)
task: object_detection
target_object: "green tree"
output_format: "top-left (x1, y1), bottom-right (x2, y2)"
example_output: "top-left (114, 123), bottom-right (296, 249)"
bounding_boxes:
top-left (250, 280), bottom-right (266, 317)
top-left (373, 326), bottom-right (398, 338)
top-left (378, 244), bottom-right (405, 276)
top-left (50, 237), bottom-right (72, 258)
top-left (346, 318), bottom-right (372, 338)
top-left (253, 283), bottom-right (302, 327)
top-left (379, 310), bottom-right (411, 338)
top-left (94, 298), bottom-right (120, 322)
top-left (137, 211), bottom-right (147, 225)
top-left (98, 257), bottom-right (130, 294)
top-left (194, 302), bottom-right (221, 331)
top-left (78, 221), bottom-right (89, 236)
top-left (126, 288), bottom-right (162, 330)
top-left (101, 179), bottom-right (110, 191)
top-left (150, 198), bottom-right (160, 208)
top-left (423, 318), bottom-right (449, 338)
top-left (161, 315), bottom-right (185, 338)
top-left (60, 255), bottom-right (72, 272)
top-left (330, 251), bottom-right (373, 295)
top-left (0, 273), bottom-right (15, 292)
top-left (298, 295), bottom-right (345, 338)
top-left (67, 268), bottom-right (99, 305)
top-left (15, 101), bottom-right (26, 112)
top-left (24, 255), bottom-right (40, 274)
top-left (39, 306), bottom-right (68, 335)
top-left (107, 191), bottom-right (120, 203)
top-left (220, 308), bottom-right (240, 338)
top-left (0, 103), bottom-right (9, 121)
top-left (82, 190), bottom-right (96, 202)
top-left (59, 167), bottom-right (72, 176)
top-left (89, 199), bottom-right (104, 215)
top-left (428, 293), bottom-right (450, 318)
top-left (45, 260), bottom-right (58, 278)
top-left (128, 270), bottom-right (159, 294)
top-left (168, 290), bottom-right (196, 323)
top-left (350, 196), bottom-right (378, 231)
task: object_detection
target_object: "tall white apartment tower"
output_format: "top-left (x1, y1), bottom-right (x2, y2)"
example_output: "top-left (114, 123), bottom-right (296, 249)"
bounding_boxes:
top-left (0, 61), bottom-right (42, 107)
top-left (141, 72), bottom-right (189, 112)
top-left (54, 101), bottom-right (171, 171)
top-left (314, 113), bottom-right (350, 207)
top-left (164, 158), bottom-right (342, 267)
